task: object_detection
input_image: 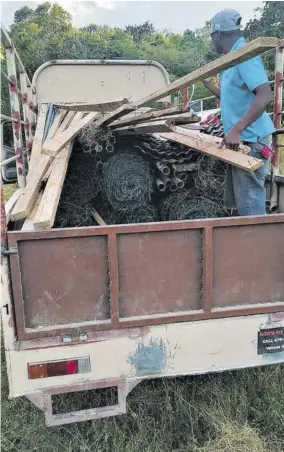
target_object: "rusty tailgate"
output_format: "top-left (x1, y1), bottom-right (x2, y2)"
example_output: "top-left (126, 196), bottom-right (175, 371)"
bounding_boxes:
top-left (8, 215), bottom-right (284, 341)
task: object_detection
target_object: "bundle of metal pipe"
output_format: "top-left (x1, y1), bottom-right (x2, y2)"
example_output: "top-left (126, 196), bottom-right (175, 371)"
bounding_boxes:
top-left (101, 153), bottom-right (153, 210)
top-left (80, 124), bottom-right (116, 158)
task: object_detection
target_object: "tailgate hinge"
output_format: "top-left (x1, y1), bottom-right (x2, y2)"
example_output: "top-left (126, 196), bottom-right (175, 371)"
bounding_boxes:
top-left (1, 246), bottom-right (18, 256)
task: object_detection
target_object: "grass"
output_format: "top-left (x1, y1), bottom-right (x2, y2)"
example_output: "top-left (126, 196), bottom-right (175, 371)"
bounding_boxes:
top-left (2, 184), bottom-right (16, 201)
top-left (1, 352), bottom-right (284, 452)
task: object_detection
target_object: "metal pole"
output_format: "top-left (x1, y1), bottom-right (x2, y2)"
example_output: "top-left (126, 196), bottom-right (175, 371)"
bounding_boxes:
top-left (217, 74), bottom-right (221, 109)
top-left (272, 46), bottom-right (284, 174)
top-left (1, 114), bottom-right (25, 125)
top-left (183, 87), bottom-right (189, 106)
top-left (0, 155), bottom-right (18, 167)
top-left (27, 86), bottom-right (37, 137)
top-left (5, 45), bottom-right (26, 187)
top-left (20, 73), bottom-right (33, 155)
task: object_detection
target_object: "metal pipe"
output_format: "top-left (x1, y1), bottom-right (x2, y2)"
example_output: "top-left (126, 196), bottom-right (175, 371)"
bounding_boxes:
top-left (106, 144), bottom-right (114, 153)
top-left (172, 176), bottom-right (184, 189)
top-left (155, 178), bottom-right (166, 192)
top-left (1, 22), bottom-right (33, 86)
top-left (1, 114), bottom-right (25, 125)
top-left (0, 155), bottom-right (18, 167)
top-left (5, 45), bottom-right (26, 187)
top-left (156, 161), bottom-right (170, 175)
top-left (177, 172), bottom-right (187, 182)
top-left (272, 46), bottom-right (283, 174)
top-left (95, 144), bottom-right (103, 153)
top-left (1, 70), bottom-right (25, 97)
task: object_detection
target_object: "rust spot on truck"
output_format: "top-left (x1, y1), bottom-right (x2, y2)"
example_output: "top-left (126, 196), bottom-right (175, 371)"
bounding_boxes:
top-left (128, 339), bottom-right (167, 376)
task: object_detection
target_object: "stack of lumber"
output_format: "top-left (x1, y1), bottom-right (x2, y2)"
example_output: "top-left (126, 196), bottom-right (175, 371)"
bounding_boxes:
top-left (9, 37), bottom-right (278, 230)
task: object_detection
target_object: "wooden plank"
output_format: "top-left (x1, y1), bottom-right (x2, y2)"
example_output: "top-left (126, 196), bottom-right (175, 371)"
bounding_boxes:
top-left (110, 105), bottom-right (191, 128)
top-left (94, 103), bottom-right (137, 128)
top-left (87, 204), bottom-right (107, 226)
top-left (10, 155), bottom-right (52, 221)
top-left (170, 126), bottom-right (251, 155)
top-left (159, 131), bottom-right (263, 172)
top-left (114, 119), bottom-right (173, 135)
top-left (33, 143), bottom-right (73, 230)
top-left (11, 112), bottom-right (82, 221)
top-left (55, 111), bottom-right (77, 135)
top-left (42, 112), bottom-right (98, 157)
top-left (171, 116), bottom-right (201, 126)
top-left (42, 111), bottom-right (83, 156)
top-left (135, 37), bottom-right (279, 107)
top-left (54, 98), bottom-right (129, 113)
top-left (46, 109), bottom-right (66, 139)
top-left (4, 189), bottom-right (23, 222)
top-left (42, 161), bottom-right (54, 183)
top-left (22, 191), bottom-right (43, 231)
top-left (28, 104), bottom-right (48, 172)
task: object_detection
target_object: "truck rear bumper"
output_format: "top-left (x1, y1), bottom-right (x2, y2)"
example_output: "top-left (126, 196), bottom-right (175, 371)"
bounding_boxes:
top-left (6, 312), bottom-right (284, 399)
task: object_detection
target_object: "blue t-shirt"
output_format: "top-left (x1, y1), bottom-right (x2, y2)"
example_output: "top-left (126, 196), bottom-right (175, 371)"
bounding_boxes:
top-left (220, 37), bottom-right (275, 142)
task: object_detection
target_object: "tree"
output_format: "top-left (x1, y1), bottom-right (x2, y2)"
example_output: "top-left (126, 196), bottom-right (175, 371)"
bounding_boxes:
top-left (14, 6), bottom-right (33, 24)
top-left (125, 21), bottom-right (155, 44)
top-left (245, 1), bottom-right (284, 39)
top-left (245, 1), bottom-right (284, 79)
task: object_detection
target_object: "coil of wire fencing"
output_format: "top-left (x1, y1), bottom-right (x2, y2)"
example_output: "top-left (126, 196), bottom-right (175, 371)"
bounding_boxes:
top-left (161, 189), bottom-right (227, 221)
top-left (101, 153), bottom-right (154, 209)
top-left (106, 203), bottom-right (159, 224)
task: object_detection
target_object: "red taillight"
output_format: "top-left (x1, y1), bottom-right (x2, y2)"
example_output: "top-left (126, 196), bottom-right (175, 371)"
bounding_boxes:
top-left (28, 357), bottom-right (90, 379)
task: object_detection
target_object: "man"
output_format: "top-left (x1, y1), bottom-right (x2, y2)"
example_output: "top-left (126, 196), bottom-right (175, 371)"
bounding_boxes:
top-left (203, 9), bottom-right (275, 216)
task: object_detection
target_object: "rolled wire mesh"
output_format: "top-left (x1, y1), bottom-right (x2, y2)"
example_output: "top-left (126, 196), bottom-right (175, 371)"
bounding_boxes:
top-left (161, 189), bottom-right (226, 221)
top-left (107, 203), bottom-right (159, 225)
top-left (101, 153), bottom-right (153, 209)
top-left (54, 148), bottom-right (99, 228)
top-left (193, 155), bottom-right (226, 201)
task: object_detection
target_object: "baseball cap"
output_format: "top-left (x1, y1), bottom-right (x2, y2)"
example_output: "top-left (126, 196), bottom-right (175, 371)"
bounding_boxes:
top-left (210, 9), bottom-right (242, 34)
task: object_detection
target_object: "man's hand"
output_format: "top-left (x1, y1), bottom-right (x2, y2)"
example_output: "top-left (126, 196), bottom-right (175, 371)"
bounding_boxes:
top-left (221, 126), bottom-right (241, 151)
top-left (203, 76), bottom-right (213, 85)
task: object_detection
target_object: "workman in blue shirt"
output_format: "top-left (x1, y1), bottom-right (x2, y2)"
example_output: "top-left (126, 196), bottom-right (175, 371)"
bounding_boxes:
top-left (203, 9), bottom-right (275, 216)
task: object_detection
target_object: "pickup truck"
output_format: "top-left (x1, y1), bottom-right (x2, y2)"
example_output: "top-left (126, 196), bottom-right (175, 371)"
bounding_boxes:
top-left (1, 31), bottom-right (284, 426)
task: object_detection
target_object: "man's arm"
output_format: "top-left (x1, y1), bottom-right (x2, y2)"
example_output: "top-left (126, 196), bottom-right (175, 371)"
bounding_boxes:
top-left (203, 77), bottom-right (221, 99)
top-left (222, 83), bottom-right (272, 150)
top-left (222, 55), bottom-right (273, 150)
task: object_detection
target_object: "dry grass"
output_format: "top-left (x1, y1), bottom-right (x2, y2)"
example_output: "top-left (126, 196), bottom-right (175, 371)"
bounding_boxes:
top-left (2, 184), bottom-right (16, 201)
top-left (1, 349), bottom-right (284, 452)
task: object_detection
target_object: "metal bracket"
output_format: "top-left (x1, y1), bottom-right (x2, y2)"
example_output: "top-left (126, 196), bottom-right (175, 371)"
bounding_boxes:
top-left (33, 379), bottom-right (142, 427)
top-left (1, 247), bottom-right (18, 256)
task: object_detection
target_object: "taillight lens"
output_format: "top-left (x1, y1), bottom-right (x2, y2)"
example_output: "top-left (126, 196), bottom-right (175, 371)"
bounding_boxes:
top-left (28, 357), bottom-right (90, 379)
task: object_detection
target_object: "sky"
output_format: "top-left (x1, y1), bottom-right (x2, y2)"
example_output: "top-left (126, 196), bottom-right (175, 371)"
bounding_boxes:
top-left (1, 1), bottom-right (262, 33)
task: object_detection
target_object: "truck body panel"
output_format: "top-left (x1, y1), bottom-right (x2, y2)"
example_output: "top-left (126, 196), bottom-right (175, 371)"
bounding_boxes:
top-left (33, 60), bottom-right (170, 104)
